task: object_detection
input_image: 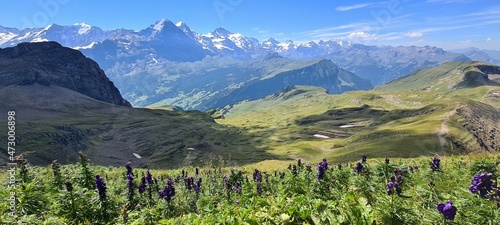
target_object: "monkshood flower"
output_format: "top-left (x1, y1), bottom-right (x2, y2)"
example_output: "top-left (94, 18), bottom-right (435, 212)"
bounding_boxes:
top-left (298, 159), bottom-right (302, 167)
top-left (126, 162), bottom-right (134, 177)
top-left (279, 172), bottom-right (285, 179)
top-left (317, 159), bottom-right (328, 180)
top-left (338, 163), bottom-right (342, 170)
top-left (469, 172), bottom-right (494, 198)
top-left (195, 167), bottom-right (199, 176)
top-left (430, 156), bottom-right (441, 171)
top-left (385, 158), bottom-right (390, 164)
top-left (355, 162), bottom-right (363, 174)
top-left (65, 180), bottom-right (73, 192)
top-left (184, 177), bottom-right (194, 190)
top-left (437, 200), bottom-right (457, 221)
top-left (158, 178), bottom-right (175, 202)
top-left (138, 174), bottom-right (146, 194)
top-left (361, 154), bottom-right (367, 163)
top-left (387, 176), bottom-right (402, 195)
top-left (127, 174), bottom-right (134, 190)
top-left (409, 166), bottom-right (414, 173)
top-left (146, 169), bottom-right (153, 185)
top-left (95, 175), bottom-right (107, 200)
top-left (253, 169), bottom-right (262, 183)
top-left (193, 178), bottom-right (202, 195)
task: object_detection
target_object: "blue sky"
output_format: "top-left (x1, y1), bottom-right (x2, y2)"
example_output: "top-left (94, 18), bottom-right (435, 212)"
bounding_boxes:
top-left (1, 0), bottom-right (499, 50)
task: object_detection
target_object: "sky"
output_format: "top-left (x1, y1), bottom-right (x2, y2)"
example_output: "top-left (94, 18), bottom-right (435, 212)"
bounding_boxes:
top-left (1, 0), bottom-right (499, 50)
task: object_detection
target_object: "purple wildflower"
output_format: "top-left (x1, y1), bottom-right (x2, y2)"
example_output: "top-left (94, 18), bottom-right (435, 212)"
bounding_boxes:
top-left (195, 167), bottom-right (199, 176)
top-left (146, 169), bottom-right (153, 185)
top-left (193, 178), bottom-right (202, 194)
top-left (469, 172), bottom-right (494, 198)
top-left (235, 199), bottom-right (240, 205)
top-left (158, 178), bottom-right (175, 202)
top-left (385, 158), bottom-right (390, 164)
top-left (355, 162), bottom-right (363, 174)
top-left (437, 200), bottom-right (457, 221)
top-left (95, 175), bottom-right (107, 200)
top-left (430, 156), bottom-right (441, 171)
top-left (138, 174), bottom-right (146, 194)
top-left (361, 154), bottom-right (367, 163)
top-left (125, 162), bottom-right (134, 177)
top-left (317, 159), bottom-right (328, 180)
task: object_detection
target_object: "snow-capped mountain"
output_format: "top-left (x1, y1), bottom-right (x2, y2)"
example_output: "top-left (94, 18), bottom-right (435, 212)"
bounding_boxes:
top-left (0, 18), bottom-right (477, 91)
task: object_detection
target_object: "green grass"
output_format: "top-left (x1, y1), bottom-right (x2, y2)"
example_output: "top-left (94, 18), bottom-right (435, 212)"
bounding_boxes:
top-left (1, 153), bottom-right (500, 224)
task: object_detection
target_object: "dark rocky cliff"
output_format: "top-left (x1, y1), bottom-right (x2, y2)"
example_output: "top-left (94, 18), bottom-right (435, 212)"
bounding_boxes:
top-left (0, 41), bottom-right (131, 107)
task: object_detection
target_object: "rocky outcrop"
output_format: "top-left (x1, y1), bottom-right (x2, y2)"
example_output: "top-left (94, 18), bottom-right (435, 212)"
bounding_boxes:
top-left (0, 41), bottom-right (131, 107)
top-left (457, 102), bottom-right (499, 152)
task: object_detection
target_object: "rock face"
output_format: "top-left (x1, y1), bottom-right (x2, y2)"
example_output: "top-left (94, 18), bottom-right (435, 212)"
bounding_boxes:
top-left (0, 41), bottom-right (131, 107)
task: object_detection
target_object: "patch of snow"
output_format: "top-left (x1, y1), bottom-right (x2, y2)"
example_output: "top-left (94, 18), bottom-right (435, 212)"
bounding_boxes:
top-left (313, 134), bottom-right (330, 139)
top-left (187, 147), bottom-right (196, 151)
top-left (0, 32), bottom-right (17, 45)
top-left (75, 22), bottom-right (91, 34)
top-left (339, 124), bottom-right (357, 128)
top-left (133, 153), bottom-right (142, 159)
top-left (153, 19), bottom-right (167, 31)
top-left (74, 41), bottom-right (97, 50)
top-left (31, 37), bottom-right (49, 43)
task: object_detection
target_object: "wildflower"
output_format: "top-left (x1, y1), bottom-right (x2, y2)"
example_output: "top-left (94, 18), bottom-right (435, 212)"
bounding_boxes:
top-left (158, 178), bottom-right (175, 202)
top-left (253, 169), bottom-right (262, 183)
top-left (125, 162), bottom-right (134, 177)
top-left (430, 156), bottom-right (441, 171)
top-left (355, 162), bottom-right (363, 174)
top-left (138, 174), bottom-right (146, 194)
top-left (338, 163), bottom-right (342, 170)
top-left (235, 199), bottom-right (240, 205)
top-left (317, 159), bottom-right (328, 180)
top-left (298, 159), bottom-right (302, 167)
top-left (469, 172), bottom-right (494, 198)
top-left (409, 166), bottom-right (414, 173)
top-left (279, 172), bottom-right (285, 179)
top-left (292, 165), bottom-right (297, 176)
top-left (95, 175), bottom-right (107, 200)
top-left (361, 154), bottom-right (367, 163)
top-left (184, 177), bottom-right (194, 190)
top-left (387, 176), bottom-right (402, 195)
top-left (195, 168), bottom-right (199, 176)
top-left (437, 200), bottom-right (457, 221)
top-left (193, 178), bottom-right (202, 194)
top-left (385, 158), bottom-right (390, 164)
top-left (146, 169), bottom-right (153, 185)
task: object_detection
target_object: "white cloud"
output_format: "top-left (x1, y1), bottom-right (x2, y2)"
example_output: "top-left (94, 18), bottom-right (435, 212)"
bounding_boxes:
top-left (404, 31), bottom-right (423, 38)
top-left (486, 37), bottom-right (492, 42)
top-left (347, 31), bottom-right (377, 41)
top-left (335, 3), bottom-right (376, 11)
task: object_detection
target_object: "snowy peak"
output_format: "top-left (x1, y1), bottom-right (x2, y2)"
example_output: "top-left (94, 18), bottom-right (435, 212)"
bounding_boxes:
top-left (212, 27), bottom-right (233, 37)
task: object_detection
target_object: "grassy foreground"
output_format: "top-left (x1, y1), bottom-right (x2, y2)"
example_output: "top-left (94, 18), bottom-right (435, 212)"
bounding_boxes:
top-left (1, 152), bottom-right (499, 224)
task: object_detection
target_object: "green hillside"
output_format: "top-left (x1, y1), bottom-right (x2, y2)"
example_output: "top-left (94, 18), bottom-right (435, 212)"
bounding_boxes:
top-left (218, 61), bottom-right (500, 168)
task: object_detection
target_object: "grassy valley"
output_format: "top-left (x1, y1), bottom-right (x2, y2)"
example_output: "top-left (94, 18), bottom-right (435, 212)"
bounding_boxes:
top-left (218, 61), bottom-right (500, 168)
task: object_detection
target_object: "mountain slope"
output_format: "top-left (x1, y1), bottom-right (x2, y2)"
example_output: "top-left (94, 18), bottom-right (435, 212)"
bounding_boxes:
top-left (219, 62), bottom-right (500, 164)
top-left (1, 20), bottom-right (471, 87)
top-left (0, 41), bottom-right (131, 107)
top-left (0, 42), bottom-right (276, 168)
top-left (125, 55), bottom-right (372, 110)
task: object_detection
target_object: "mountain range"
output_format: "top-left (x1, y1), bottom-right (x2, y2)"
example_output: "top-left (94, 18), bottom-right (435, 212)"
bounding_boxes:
top-left (2, 19), bottom-right (499, 109)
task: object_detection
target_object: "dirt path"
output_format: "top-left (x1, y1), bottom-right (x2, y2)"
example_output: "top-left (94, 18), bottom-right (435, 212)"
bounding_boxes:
top-left (437, 107), bottom-right (457, 147)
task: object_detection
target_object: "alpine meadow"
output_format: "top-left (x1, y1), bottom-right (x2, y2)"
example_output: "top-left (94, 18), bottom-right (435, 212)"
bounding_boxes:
top-left (0, 0), bottom-right (500, 224)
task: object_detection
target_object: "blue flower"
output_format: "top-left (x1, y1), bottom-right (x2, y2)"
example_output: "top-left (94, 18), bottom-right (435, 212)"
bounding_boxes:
top-left (317, 159), bottom-right (328, 180)
top-left (355, 162), bottom-right (363, 174)
top-left (430, 156), bottom-right (441, 170)
top-left (469, 172), bottom-right (493, 198)
top-left (158, 178), bottom-right (175, 202)
top-left (437, 200), bottom-right (457, 221)
top-left (95, 175), bottom-right (107, 200)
